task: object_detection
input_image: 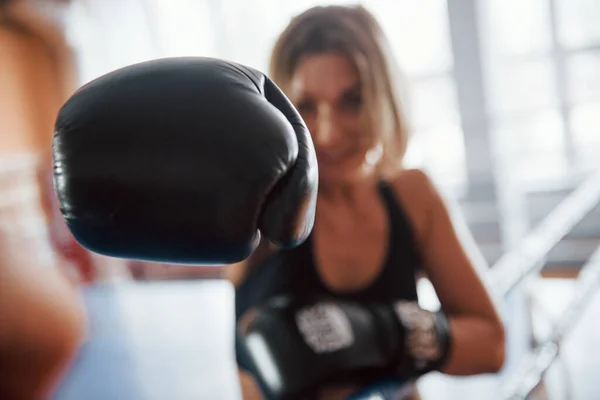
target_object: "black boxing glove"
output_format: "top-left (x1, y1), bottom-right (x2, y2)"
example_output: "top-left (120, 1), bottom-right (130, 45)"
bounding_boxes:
top-left (52, 57), bottom-right (318, 264)
top-left (238, 296), bottom-right (451, 400)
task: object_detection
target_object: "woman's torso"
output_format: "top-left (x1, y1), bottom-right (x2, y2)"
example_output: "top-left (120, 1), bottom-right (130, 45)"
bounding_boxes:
top-left (235, 178), bottom-right (425, 398)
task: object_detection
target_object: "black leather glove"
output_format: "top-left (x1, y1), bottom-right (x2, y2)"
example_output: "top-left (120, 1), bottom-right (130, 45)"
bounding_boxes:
top-left (52, 57), bottom-right (318, 265)
top-left (238, 295), bottom-right (452, 400)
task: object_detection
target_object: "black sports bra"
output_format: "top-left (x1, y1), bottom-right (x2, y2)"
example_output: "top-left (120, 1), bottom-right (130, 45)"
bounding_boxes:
top-left (235, 180), bottom-right (422, 320)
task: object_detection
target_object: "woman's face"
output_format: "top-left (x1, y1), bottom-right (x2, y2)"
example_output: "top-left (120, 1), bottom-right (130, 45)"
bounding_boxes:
top-left (289, 53), bottom-right (374, 185)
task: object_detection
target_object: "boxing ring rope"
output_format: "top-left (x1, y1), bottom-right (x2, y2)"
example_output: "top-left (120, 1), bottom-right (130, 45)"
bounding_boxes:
top-left (484, 168), bottom-right (600, 399)
top-left (489, 167), bottom-right (600, 296)
top-left (499, 245), bottom-right (600, 400)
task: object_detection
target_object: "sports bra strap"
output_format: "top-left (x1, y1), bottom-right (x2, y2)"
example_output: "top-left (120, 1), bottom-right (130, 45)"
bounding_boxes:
top-left (377, 180), bottom-right (423, 272)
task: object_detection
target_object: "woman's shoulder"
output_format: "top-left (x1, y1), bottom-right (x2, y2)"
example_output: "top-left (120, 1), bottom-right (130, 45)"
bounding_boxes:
top-left (388, 168), bottom-right (437, 196)
top-left (384, 168), bottom-right (440, 242)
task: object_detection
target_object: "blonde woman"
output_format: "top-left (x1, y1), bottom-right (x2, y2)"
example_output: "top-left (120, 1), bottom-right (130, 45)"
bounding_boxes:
top-left (230, 5), bottom-right (506, 400)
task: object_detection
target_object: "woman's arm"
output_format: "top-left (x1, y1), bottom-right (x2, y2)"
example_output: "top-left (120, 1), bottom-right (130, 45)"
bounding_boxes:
top-left (238, 368), bottom-right (265, 400)
top-left (227, 238), bottom-right (277, 399)
top-left (399, 170), bottom-right (506, 375)
top-left (0, 232), bottom-right (87, 399)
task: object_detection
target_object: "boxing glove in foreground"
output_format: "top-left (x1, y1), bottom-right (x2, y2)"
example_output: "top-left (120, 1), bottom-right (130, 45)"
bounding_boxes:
top-left (52, 57), bottom-right (318, 264)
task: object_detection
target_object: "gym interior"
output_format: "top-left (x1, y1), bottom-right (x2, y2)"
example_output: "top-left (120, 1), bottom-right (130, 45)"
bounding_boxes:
top-left (1, 1), bottom-right (599, 399)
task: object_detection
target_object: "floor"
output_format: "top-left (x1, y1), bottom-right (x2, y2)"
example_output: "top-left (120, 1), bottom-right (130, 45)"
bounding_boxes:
top-left (527, 278), bottom-right (600, 400)
top-left (52, 277), bottom-right (600, 400)
top-left (54, 280), bottom-right (241, 400)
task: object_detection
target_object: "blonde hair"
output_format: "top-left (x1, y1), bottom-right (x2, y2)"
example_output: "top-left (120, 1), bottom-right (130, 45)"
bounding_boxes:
top-left (269, 5), bottom-right (411, 175)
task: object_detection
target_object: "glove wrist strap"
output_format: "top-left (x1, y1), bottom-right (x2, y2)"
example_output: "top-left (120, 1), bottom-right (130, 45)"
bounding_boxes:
top-left (391, 301), bottom-right (452, 376)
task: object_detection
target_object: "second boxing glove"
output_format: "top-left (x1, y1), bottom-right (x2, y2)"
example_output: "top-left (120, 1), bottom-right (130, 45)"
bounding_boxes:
top-left (52, 57), bottom-right (318, 264)
top-left (238, 295), bottom-right (452, 399)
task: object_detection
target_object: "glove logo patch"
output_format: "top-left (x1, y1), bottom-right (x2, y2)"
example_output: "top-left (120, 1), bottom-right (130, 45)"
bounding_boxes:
top-left (295, 302), bottom-right (354, 354)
